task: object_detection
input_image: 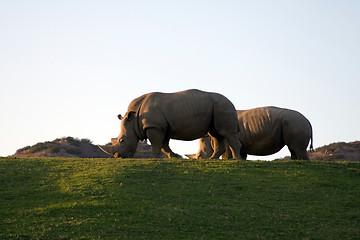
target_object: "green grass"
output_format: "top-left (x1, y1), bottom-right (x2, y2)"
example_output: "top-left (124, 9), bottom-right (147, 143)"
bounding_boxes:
top-left (0, 157), bottom-right (359, 239)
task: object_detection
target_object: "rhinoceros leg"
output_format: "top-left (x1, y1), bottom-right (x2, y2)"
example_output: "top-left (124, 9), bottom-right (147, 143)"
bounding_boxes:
top-left (286, 133), bottom-right (311, 160)
top-left (146, 128), bottom-right (164, 158)
top-left (221, 146), bottom-right (232, 159)
top-left (289, 149), bottom-right (297, 160)
top-left (209, 137), bottom-right (226, 159)
top-left (147, 128), bottom-right (182, 158)
top-left (208, 134), bottom-right (242, 160)
top-left (161, 138), bottom-right (182, 158)
top-left (224, 134), bottom-right (243, 160)
top-left (298, 151), bottom-right (310, 160)
top-left (289, 147), bottom-right (310, 160)
top-left (221, 145), bottom-right (247, 160)
top-left (288, 147), bottom-right (310, 160)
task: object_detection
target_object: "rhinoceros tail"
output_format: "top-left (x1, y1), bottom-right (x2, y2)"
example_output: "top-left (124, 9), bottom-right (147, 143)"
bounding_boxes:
top-left (309, 122), bottom-right (314, 152)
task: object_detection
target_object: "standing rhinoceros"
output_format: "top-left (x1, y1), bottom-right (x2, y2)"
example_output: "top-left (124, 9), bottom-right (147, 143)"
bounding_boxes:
top-left (186, 106), bottom-right (313, 160)
top-left (98, 89), bottom-right (242, 159)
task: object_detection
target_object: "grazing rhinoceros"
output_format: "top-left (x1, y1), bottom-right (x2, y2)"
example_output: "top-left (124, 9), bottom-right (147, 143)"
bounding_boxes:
top-left (98, 89), bottom-right (242, 159)
top-left (186, 106), bottom-right (313, 160)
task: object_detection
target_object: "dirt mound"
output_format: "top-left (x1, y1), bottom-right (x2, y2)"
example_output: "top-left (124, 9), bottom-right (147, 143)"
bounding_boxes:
top-left (309, 141), bottom-right (360, 161)
top-left (12, 137), bottom-right (166, 158)
top-left (277, 141), bottom-right (360, 161)
top-left (13, 137), bottom-right (110, 158)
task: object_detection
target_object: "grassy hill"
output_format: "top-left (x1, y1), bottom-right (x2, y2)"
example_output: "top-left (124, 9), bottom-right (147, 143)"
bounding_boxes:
top-left (0, 158), bottom-right (359, 239)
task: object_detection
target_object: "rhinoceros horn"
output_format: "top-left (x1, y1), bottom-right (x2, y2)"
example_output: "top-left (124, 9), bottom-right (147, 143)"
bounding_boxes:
top-left (98, 145), bottom-right (115, 157)
top-left (185, 154), bottom-right (197, 159)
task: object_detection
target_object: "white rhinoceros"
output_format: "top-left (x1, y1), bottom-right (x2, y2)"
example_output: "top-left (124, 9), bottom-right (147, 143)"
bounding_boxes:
top-left (99, 89), bottom-right (242, 159)
top-left (186, 106), bottom-right (313, 160)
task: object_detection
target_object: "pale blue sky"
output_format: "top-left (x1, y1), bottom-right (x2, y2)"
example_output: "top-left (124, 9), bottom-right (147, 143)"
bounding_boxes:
top-left (1, 1), bottom-right (359, 159)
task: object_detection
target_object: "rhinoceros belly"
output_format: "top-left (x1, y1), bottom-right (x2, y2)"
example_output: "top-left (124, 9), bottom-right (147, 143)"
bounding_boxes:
top-left (166, 113), bottom-right (212, 140)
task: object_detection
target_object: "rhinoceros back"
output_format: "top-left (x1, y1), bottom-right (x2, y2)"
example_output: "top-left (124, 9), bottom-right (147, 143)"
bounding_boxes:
top-left (137, 89), bottom-right (238, 141)
top-left (127, 93), bottom-right (148, 113)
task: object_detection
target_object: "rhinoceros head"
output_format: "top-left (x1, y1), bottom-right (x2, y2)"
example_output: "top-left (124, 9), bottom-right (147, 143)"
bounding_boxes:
top-left (185, 135), bottom-right (214, 159)
top-left (98, 111), bottom-right (139, 158)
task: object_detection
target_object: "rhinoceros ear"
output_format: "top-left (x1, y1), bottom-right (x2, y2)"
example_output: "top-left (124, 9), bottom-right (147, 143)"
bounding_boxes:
top-left (125, 111), bottom-right (136, 121)
top-left (118, 114), bottom-right (123, 120)
top-left (111, 138), bottom-right (118, 144)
